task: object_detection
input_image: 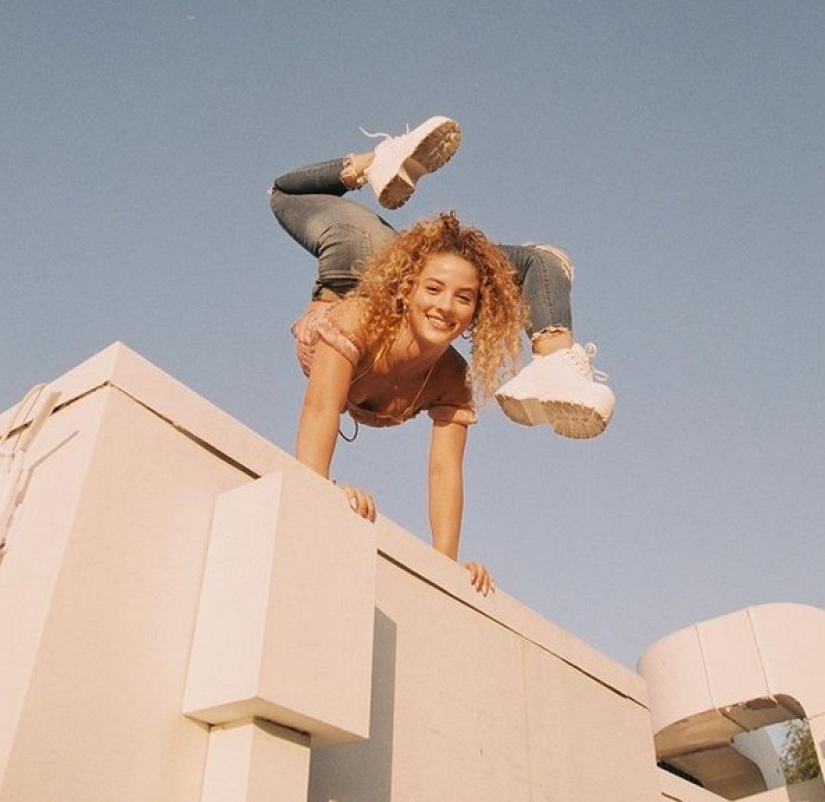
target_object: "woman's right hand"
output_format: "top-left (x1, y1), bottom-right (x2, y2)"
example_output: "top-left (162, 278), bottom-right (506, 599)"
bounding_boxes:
top-left (464, 561), bottom-right (495, 596)
top-left (338, 483), bottom-right (377, 523)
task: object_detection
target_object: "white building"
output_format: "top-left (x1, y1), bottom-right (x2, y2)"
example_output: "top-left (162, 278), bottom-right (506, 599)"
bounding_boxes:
top-left (1, 343), bottom-right (822, 801)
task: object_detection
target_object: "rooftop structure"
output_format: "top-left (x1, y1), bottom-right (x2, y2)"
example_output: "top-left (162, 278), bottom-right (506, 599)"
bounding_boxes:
top-left (1, 343), bottom-right (822, 801)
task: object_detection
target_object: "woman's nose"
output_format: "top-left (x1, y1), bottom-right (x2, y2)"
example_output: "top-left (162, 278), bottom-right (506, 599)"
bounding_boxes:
top-left (436, 295), bottom-right (456, 314)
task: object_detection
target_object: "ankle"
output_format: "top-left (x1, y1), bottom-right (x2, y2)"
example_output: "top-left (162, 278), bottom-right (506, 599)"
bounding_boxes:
top-left (341, 152), bottom-right (373, 189)
top-left (531, 329), bottom-right (573, 356)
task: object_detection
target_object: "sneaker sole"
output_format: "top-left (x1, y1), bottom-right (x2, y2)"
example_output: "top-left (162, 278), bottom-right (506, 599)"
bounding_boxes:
top-left (377, 171), bottom-right (416, 210)
top-left (408, 118), bottom-right (462, 174)
top-left (496, 394), bottom-right (611, 439)
top-left (378, 119), bottom-right (462, 209)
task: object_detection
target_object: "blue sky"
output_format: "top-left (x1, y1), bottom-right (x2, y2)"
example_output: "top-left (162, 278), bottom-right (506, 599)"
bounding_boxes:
top-left (3, 1), bottom-right (824, 668)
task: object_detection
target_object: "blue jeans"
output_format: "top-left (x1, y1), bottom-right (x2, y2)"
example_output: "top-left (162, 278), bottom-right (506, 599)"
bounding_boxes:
top-left (269, 159), bottom-right (573, 336)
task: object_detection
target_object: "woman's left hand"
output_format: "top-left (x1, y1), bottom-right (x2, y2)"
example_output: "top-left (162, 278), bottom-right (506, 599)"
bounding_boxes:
top-left (338, 483), bottom-right (377, 523)
top-left (463, 561), bottom-right (495, 596)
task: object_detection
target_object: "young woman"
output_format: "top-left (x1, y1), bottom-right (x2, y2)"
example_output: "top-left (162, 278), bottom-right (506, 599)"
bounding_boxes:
top-left (269, 116), bottom-right (614, 593)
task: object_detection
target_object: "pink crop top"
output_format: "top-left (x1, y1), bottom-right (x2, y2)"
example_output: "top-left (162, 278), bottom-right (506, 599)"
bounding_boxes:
top-left (291, 301), bottom-right (477, 428)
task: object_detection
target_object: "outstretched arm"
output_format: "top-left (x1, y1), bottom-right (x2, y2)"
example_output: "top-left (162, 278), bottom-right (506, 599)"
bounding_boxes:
top-left (427, 419), bottom-right (467, 559)
top-left (296, 339), bottom-right (352, 478)
top-left (429, 421), bottom-right (494, 596)
top-left (296, 338), bottom-right (376, 522)
top-left (428, 421), bottom-right (494, 595)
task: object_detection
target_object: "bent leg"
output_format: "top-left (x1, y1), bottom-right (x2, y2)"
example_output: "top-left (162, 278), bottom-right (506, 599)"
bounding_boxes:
top-left (497, 243), bottom-right (574, 343)
top-left (269, 158), bottom-right (398, 299)
top-left (495, 243), bottom-right (615, 438)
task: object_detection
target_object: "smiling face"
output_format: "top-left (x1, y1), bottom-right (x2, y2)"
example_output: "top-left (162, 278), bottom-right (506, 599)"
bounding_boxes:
top-left (404, 252), bottom-right (480, 351)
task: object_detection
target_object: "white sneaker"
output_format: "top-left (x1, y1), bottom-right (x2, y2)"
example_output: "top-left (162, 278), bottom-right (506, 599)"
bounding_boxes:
top-left (495, 343), bottom-right (616, 439)
top-left (363, 116), bottom-right (462, 209)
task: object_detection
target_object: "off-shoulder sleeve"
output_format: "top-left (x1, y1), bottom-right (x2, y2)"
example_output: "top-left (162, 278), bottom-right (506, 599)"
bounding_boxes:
top-left (291, 302), bottom-right (365, 376)
top-left (428, 405), bottom-right (477, 426)
top-left (425, 348), bottom-right (477, 426)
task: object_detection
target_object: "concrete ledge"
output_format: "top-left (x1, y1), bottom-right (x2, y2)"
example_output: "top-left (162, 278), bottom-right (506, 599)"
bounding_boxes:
top-left (183, 471), bottom-right (377, 746)
top-left (375, 512), bottom-right (648, 706)
top-left (640, 603), bottom-right (825, 737)
top-left (640, 603), bottom-right (825, 798)
top-left (0, 342), bottom-right (290, 481)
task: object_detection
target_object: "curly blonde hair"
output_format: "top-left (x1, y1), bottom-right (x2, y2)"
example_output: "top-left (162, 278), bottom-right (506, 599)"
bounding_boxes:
top-left (353, 212), bottom-right (527, 400)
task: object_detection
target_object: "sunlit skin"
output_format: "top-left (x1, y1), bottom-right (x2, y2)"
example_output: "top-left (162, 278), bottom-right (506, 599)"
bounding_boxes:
top-left (295, 251), bottom-right (495, 595)
top-left (403, 252), bottom-right (479, 353)
top-left (398, 254), bottom-right (492, 596)
top-left (343, 253), bottom-right (480, 415)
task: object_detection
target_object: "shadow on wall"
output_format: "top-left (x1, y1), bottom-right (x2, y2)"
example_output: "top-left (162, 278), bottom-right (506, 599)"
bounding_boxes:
top-left (308, 610), bottom-right (397, 802)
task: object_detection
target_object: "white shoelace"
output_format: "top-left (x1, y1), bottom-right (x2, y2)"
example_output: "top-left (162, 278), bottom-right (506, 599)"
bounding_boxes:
top-left (358, 124), bottom-right (411, 143)
top-left (358, 126), bottom-right (387, 141)
top-left (569, 343), bottom-right (609, 382)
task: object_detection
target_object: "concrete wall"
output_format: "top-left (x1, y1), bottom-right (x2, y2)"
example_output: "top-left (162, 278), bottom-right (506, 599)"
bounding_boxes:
top-left (1, 343), bottom-right (818, 801)
top-left (0, 343), bottom-right (662, 800)
top-left (310, 517), bottom-right (660, 801)
top-left (0, 344), bottom-right (289, 802)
